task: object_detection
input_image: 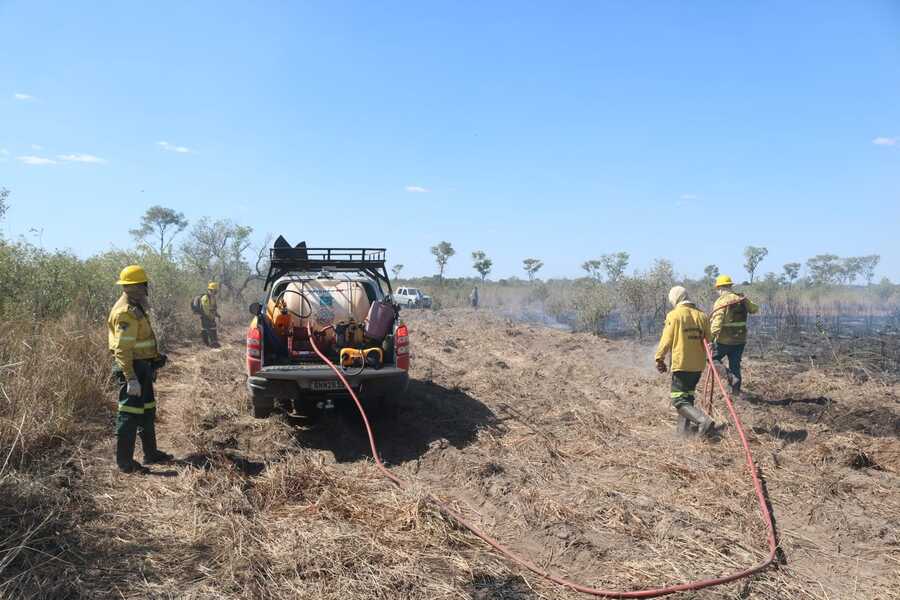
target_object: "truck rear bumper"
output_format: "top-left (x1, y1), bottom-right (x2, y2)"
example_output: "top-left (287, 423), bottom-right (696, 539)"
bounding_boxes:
top-left (247, 365), bottom-right (409, 401)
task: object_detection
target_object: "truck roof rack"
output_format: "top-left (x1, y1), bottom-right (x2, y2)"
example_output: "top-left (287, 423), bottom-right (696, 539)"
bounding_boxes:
top-left (264, 236), bottom-right (392, 291)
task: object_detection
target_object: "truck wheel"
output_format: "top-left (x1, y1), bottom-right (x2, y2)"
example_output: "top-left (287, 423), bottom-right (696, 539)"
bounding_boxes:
top-left (252, 404), bottom-right (273, 419)
top-left (250, 394), bottom-right (273, 419)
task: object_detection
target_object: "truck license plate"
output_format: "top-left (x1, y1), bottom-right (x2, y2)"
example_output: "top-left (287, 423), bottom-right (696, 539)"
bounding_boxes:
top-left (310, 380), bottom-right (344, 392)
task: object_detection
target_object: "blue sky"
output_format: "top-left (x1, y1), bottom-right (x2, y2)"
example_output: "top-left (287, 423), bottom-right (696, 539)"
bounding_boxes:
top-left (1, 1), bottom-right (898, 281)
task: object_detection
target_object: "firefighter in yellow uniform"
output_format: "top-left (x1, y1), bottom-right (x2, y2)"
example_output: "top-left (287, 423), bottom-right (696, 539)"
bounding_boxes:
top-left (710, 275), bottom-right (759, 397)
top-left (108, 265), bottom-right (172, 473)
top-left (655, 286), bottom-right (715, 436)
top-left (200, 282), bottom-right (221, 347)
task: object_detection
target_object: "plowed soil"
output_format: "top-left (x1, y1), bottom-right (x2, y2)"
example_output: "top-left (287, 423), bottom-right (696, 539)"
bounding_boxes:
top-left (27, 309), bottom-right (900, 599)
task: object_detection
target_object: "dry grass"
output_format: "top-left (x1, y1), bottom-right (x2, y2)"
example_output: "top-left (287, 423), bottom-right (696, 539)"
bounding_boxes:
top-left (0, 315), bottom-right (113, 598)
top-left (1, 309), bottom-right (899, 599)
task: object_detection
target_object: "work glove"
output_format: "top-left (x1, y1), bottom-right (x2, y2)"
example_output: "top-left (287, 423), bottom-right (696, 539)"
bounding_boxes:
top-left (655, 359), bottom-right (668, 374)
top-left (126, 378), bottom-right (142, 397)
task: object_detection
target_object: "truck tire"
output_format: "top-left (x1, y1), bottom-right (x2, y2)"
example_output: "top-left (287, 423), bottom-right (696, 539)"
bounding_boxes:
top-left (250, 394), bottom-right (273, 419)
top-left (252, 404), bottom-right (272, 419)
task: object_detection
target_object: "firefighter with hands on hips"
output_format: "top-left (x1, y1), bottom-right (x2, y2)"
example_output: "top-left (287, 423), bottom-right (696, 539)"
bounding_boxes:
top-left (107, 265), bottom-right (172, 473)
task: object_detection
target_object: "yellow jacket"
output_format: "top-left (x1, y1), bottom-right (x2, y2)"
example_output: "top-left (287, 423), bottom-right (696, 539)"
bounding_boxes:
top-left (711, 291), bottom-right (759, 344)
top-left (655, 302), bottom-right (711, 373)
top-left (107, 294), bottom-right (160, 379)
top-left (200, 293), bottom-right (219, 319)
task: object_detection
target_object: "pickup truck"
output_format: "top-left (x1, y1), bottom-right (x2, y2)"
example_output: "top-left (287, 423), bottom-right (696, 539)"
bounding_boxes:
top-left (392, 286), bottom-right (432, 308)
top-left (245, 238), bottom-right (409, 418)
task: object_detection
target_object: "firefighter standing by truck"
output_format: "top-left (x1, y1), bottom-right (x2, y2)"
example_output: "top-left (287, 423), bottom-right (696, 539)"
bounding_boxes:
top-left (108, 265), bottom-right (172, 473)
top-left (655, 286), bottom-right (715, 436)
top-left (193, 282), bottom-right (221, 347)
top-left (710, 275), bottom-right (759, 397)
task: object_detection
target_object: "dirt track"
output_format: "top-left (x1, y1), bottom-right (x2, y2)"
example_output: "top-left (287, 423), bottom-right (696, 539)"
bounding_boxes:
top-left (64, 308), bottom-right (899, 599)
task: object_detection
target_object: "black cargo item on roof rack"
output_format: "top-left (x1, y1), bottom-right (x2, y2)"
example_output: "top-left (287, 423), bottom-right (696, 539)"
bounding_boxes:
top-left (264, 235), bottom-right (392, 292)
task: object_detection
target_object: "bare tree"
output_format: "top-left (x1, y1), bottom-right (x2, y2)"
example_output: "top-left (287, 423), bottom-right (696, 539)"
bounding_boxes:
top-left (131, 205), bottom-right (188, 256)
top-left (181, 217), bottom-right (254, 299)
top-left (471, 250), bottom-right (492, 282)
top-left (391, 264), bottom-right (404, 279)
top-left (743, 246), bottom-right (768, 283)
top-left (522, 258), bottom-right (543, 281)
top-left (430, 241), bottom-right (455, 281)
top-left (236, 233), bottom-right (274, 299)
top-left (618, 276), bottom-right (652, 338)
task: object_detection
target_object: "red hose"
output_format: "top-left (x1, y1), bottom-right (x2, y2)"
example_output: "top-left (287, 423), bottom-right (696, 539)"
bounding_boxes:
top-left (306, 321), bottom-right (778, 597)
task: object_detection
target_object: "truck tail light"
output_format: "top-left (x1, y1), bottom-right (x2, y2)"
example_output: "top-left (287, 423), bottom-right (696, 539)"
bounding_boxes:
top-left (247, 325), bottom-right (262, 376)
top-left (395, 323), bottom-right (410, 370)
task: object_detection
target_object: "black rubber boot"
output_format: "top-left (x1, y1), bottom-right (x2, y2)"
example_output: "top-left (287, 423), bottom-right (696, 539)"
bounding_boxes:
top-left (677, 404), bottom-right (715, 437)
top-left (140, 413), bottom-right (172, 463)
top-left (144, 450), bottom-right (173, 464)
top-left (117, 435), bottom-right (148, 473)
top-left (201, 330), bottom-right (210, 346)
top-left (116, 412), bottom-right (141, 470)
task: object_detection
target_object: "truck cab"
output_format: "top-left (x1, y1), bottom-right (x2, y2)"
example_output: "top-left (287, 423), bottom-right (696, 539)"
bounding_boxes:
top-left (245, 238), bottom-right (409, 418)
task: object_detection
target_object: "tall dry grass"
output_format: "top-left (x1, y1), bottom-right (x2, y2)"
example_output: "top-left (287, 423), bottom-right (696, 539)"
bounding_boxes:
top-left (0, 313), bottom-right (113, 597)
top-left (0, 314), bottom-right (112, 465)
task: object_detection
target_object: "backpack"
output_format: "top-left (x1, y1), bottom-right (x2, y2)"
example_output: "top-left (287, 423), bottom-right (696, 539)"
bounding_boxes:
top-left (190, 295), bottom-right (204, 315)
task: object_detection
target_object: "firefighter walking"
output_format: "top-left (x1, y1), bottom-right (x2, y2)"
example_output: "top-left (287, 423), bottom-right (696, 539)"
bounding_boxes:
top-left (710, 275), bottom-right (759, 397)
top-left (197, 282), bottom-right (221, 347)
top-left (108, 265), bottom-right (172, 473)
top-left (655, 286), bottom-right (715, 436)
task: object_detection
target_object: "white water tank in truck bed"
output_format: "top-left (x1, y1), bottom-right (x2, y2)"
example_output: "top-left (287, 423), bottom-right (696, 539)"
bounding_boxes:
top-left (278, 279), bottom-right (371, 332)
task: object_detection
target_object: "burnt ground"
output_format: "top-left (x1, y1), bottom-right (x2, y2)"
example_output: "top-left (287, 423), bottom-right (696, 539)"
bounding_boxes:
top-left (6, 308), bottom-right (899, 599)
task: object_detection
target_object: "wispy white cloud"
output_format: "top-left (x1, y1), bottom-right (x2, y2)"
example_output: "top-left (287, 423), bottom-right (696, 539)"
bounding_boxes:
top-left (872, 136), bottom-right (897, 146)
top-left (157, 140), bottom-right (192, 154)
top-left (58, 153), bottom-right (106, 164)
top-left (405, 185), bottom-right (430, 193)
top-left (31, 143), bottom-right (43, 150)
top-left (0, 148), bottom-right (9, 156)
top-left (14, 93), bottom-right (34, 101)
top-left (679, 193), bottom-right (698, 200)
top-left (17, 155), bottom-right (57, 165)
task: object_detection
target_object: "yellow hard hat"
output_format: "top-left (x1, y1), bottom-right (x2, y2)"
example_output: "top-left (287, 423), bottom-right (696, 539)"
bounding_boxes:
top-left (117, 265), bottom-right (149, 286)
top-left (208, 282), bottom-right (219, 291)
top-left (715, 275), bottom-right (734, 288)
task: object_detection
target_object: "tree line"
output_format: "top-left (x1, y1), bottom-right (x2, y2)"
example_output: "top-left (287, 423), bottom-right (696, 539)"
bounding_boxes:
top-left (403, 239), bottom-right (884, 289)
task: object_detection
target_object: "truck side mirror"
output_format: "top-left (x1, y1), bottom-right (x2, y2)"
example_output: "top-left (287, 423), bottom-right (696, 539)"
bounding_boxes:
top-left (249, 301), bottom-right (261, 316)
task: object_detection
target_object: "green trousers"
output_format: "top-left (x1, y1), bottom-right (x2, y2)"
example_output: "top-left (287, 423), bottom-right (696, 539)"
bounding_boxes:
top-left (200, 315), bottom-right (218, 346)
top-left (115, 359), bottom-right (159, 468)
top-left (670, 371), bottom-right (702, 410)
